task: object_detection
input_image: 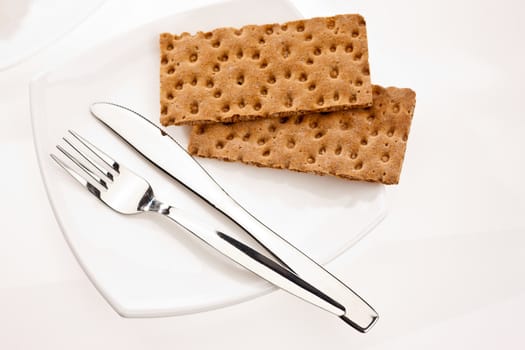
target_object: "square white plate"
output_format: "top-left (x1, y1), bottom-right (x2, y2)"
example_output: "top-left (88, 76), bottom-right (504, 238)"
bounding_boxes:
top-left (30, 0), bottom-right (386, 317)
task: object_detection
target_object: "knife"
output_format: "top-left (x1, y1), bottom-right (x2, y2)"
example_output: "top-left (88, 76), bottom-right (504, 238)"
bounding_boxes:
top-left (91, 102), bottom-right (379, 332)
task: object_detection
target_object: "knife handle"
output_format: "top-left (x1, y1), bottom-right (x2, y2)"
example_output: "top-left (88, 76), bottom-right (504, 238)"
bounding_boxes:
top-left (199, 189), bottom-right (379, 332)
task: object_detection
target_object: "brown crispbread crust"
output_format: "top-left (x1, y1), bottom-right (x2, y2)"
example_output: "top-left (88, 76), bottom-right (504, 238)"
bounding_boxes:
top-left (188, 85), bottom-right (416, 184)
top-left (160, 14), bottom-right (372, 126)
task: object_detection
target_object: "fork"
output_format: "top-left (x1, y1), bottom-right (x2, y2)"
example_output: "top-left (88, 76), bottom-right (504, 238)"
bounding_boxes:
top-left (51, 130), bottom-right (349, 321)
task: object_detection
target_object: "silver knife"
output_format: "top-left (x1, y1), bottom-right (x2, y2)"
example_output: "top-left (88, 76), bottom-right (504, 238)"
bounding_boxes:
top-left (91, 102), bottom-right (379, 332)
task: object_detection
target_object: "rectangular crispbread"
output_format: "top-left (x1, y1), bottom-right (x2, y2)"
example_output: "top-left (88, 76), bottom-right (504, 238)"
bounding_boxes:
top-left (160, 14), bottom-right (372, 126)
top-left (188, 85), bottom-right (416, 184)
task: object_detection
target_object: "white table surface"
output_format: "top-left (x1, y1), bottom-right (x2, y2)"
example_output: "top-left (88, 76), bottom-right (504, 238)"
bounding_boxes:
top-left (1, 0), bottom-right (524, 348)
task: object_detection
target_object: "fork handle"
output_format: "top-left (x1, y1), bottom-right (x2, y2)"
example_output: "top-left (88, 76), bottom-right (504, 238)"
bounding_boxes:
top-left (146, 199), bottom-right (348, 319)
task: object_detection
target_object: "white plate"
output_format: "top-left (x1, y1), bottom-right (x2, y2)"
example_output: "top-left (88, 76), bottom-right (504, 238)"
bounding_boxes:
top-left (30, 0), bottom-right (386, 317)
top-left (0, 0), bottom-right (106, 70)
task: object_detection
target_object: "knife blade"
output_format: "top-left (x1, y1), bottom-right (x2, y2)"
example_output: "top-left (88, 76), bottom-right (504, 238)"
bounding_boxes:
top-left (91, 102), bottom-right (378, 332)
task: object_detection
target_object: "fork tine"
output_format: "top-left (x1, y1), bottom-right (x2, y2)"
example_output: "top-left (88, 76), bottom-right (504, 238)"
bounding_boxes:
top-left (68, 130), bottom-right (120, 172)
top-left (63, 136), bottom-right (114, 181)
top-left (50, 154), bottom-right (102, 197)
top-left (56, 145), bottom-right (108, 189)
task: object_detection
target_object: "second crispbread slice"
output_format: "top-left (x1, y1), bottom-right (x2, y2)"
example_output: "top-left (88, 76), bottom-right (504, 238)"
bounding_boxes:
top-left (160, 14), bottom-right (372, 126)
top-left (188, 85), bottom-right (416, 185)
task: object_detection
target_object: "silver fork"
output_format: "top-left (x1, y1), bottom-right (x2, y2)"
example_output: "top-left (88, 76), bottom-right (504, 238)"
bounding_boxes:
top-left (51, 130), bottom-right (349, 322)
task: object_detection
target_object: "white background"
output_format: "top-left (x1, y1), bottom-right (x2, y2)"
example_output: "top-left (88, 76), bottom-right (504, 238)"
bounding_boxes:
top-left (1, 0), bottom-right (524, 348)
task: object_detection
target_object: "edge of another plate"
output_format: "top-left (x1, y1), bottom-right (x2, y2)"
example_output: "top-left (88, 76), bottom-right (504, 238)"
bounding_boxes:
top-left (0, 0), bottom-right (107, 71)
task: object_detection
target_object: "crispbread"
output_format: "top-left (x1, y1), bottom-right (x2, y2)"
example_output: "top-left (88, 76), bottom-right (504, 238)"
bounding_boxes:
top-left (160, 14), bottom-right (372, 126)
top-left (188, 85), bottom-right (416, 184)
